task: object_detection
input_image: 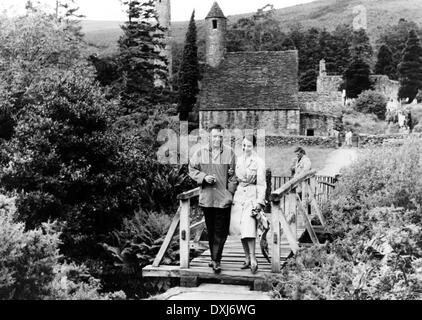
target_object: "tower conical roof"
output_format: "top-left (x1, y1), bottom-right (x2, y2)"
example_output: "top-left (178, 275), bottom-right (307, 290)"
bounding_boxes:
top-left (205, 2), bottom-right (226, 19)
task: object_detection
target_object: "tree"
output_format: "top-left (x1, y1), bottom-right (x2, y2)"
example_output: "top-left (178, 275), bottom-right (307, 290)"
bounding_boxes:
top-left (280, 37), bottom-right (296, 50)
top-left (343, 57), bottom-right (372, 98)
top-left (375, 45), bottom-right (395, 78)
top-left (117, 0), bottom-right (168, 117)
top-left (353, 90), bottom-right (387, 120)
top-left (377, 18), bottom-right (422, 80)
top-left (351, 28), bottom-right (373, 64)
top-left (178, 11), bottom-right (199, 121)
top-left (331, 24), bottom-right (353, 75)
top-left (398, 30), bottom-right (422, 103)
top-left (226, 5), bottom-right (284, 52)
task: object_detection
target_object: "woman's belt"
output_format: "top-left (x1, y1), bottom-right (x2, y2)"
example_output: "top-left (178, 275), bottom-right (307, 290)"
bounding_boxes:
top-left (238, 181), bottom-right (257, 188)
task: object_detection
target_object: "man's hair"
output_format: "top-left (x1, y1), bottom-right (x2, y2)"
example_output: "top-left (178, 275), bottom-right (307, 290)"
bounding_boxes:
top-left (208, 124), bottom-right (224, 132)
top-left (294, 146), bottom-right (306, 155)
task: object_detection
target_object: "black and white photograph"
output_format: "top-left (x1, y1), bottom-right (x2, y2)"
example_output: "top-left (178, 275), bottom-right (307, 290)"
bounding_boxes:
top-left (0, 0), bottom-right (422, 306)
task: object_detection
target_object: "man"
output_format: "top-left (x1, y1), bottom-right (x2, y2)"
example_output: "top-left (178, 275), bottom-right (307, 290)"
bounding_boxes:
top-left (189, 124), bottom-right (236, 273)
top-left (291, 147), bottom-right (312, 208)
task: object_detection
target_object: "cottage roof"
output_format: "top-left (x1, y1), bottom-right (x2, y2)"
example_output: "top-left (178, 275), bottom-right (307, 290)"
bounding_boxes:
top-left (205, 2), bottom-right (226, 19)
top-left (199, 50), bottom-right (300, 111)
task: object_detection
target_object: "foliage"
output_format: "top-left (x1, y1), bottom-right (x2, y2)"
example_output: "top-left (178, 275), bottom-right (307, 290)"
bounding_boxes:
top-left (0, 10), bottom-right (88, 118)
top-left (0, 195), bottom-right (122, 300)
top-left (226, 5), bottom-right (284, 52)
top-left (273, 140), bottom-right (422, 300)
top-left (375, 45), bottom-right (395, 79)
top-left (353, 90), bottom-right (387, 120)
top-left (101, 209), bottom-right (178, 298)
top-left (377, 18), bottom-right (422, 80)
top-left (178, 11), bottom-right (200, 121)
top-left (398, 30), bottom-right (422, 103)
top-left (117, 0), bottom-right (170, 118)
top-left (343, 57), bottom-right (372, 98)
top-left (351, 28), bottom-right (373, 64)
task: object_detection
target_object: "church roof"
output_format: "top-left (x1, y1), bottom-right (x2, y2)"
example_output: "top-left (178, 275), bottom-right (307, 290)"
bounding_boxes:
top-left (199, 51), bottom-right (300, 111)
top-left (205, 2), bottom-right (226, 19)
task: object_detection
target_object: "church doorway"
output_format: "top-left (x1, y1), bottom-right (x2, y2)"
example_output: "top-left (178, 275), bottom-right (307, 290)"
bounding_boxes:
top-left (306, 129), bottom-right (315, 136)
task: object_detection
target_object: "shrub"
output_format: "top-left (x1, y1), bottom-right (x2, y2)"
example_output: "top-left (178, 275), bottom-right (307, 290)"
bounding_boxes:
top-left (101, 210), bottom-right (178, 298)
top-left (0, 195), bottom-right (122, 300)
top-left (353, 90), bottom-right (388, 120)
top-left (272, 139), bottom-right (422, 300)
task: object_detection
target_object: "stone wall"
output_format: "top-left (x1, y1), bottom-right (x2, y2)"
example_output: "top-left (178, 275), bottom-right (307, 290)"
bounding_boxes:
top-left (265, 135), bottom-right (338, 148)
top-left (317, 75), bottom-right (343, 93)
top-left (300, 114), bottom-right (337, 136)
top-left (298, 92), bottom-right (343, 115)
top-left (358, 133), bottom-right (422, 147)
top-left (205, 18), bottom-right (227, 68)
top-left (370, 75), bottom-right (399, 100)
top-left (200, 109), bottom-right (300, 135)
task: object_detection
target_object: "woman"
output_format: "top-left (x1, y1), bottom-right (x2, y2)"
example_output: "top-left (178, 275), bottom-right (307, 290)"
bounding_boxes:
top-left (229, 135), bottom-right (266, 274)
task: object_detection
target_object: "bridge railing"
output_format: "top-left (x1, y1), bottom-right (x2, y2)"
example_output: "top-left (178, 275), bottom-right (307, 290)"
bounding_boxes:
top-left (270, 170), bottom-right (327, 273)
top-left (152, 187), bottom-right (205, 269)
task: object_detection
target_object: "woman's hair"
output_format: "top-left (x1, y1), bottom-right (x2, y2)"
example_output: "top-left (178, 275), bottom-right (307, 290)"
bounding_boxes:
top-left (243, 134), bottom-right (257, 147)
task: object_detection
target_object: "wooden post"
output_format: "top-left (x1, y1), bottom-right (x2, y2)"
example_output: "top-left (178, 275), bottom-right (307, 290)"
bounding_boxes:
top-left (265, 169), bottom-right (272, 213)
top-left (179, 199), bottom-right (190, 269)
top-left (271, 200), bottom-right (281, 273)
top-left (296, 194), bottom-right (319, 245)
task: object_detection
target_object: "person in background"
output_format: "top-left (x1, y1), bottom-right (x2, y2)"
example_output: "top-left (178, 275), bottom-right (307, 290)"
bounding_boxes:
top-left (229, 134), bottom-right (266, 274)
top-left (188, 124), bottom-right (236, 274)
top-left (291, 146), bottom-right (312, 199)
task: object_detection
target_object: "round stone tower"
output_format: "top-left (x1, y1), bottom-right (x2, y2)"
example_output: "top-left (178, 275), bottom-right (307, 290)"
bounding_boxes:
top-left (155, 0), bottom-right (172, 85)
top-left (205, 2), bottom-right (227, 68)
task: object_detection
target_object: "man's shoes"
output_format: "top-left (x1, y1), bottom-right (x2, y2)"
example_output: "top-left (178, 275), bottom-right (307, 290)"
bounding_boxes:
top-left (208, 261), bottom-right (213, 268)
top-left (212, 261), bottom-right (222, 274)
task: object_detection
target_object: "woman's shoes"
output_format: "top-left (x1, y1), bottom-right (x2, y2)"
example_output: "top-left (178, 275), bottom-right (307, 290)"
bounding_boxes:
top-left (250, 261), bottom-right (258, 274)
top-left (240, 261), bottom-right (251, 270)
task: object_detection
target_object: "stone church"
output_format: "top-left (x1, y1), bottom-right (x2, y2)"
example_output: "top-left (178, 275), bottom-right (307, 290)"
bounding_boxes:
top-left (198, 2), bottom-right (342, 137)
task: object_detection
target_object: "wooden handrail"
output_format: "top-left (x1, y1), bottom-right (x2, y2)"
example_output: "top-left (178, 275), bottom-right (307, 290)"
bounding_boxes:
top-left (177, 187), bottom-right (200, 200)
top-left (271, 170), bottom-right (317, 202)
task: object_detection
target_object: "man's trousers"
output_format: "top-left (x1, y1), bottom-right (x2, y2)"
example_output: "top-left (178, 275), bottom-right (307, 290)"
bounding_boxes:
top-left (202, 207), bottom-right (231, 263)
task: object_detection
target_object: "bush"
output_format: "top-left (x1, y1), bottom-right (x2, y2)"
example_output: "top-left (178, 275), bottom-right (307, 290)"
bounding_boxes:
top-left (272, 139), bottom-right (422, 300)
top-left (101, 210), bottom-right (178, 298)
top-left (0, 195), bottom-right (123, 300)
top-left (353, 90), bottom-right (388, 120)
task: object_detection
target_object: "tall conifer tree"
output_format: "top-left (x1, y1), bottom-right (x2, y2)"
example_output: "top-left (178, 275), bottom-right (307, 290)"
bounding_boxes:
top-left (178, 11), bottom-right (199, 121)
top-left (375, 44), bottom-right (395, 78)
top-left (398, 30), bottom-right (422, 103)
top-left (118, 0), bottom-right (168, 117)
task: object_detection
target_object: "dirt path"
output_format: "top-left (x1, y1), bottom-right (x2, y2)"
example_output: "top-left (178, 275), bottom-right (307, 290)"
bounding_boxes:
top-left (317, 147), bottom-right (359, 176)
top-left (149, 284), bottom-right (272, 300)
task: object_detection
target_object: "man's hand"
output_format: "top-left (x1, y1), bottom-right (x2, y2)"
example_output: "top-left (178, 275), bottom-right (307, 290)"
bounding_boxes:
top-left (204, 175), bottom-right (216, 184)
top-left (254, 203), bottom-right (264, 211)
top-left (228, 168), bottom-right (234, 177)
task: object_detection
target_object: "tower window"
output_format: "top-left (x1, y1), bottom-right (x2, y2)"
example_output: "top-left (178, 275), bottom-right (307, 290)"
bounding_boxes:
top-left (306, 129), bottom-right (315, 136)
top-left (212, 20), bottom-right (218, 29)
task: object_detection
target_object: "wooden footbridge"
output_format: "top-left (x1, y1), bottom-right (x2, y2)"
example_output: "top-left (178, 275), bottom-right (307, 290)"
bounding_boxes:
top-left (142, 170), bottom-right (335, 290)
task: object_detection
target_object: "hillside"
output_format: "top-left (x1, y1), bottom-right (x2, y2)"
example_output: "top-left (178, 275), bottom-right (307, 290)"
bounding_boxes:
top-left (82, 0), bottom-right (422, 53)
